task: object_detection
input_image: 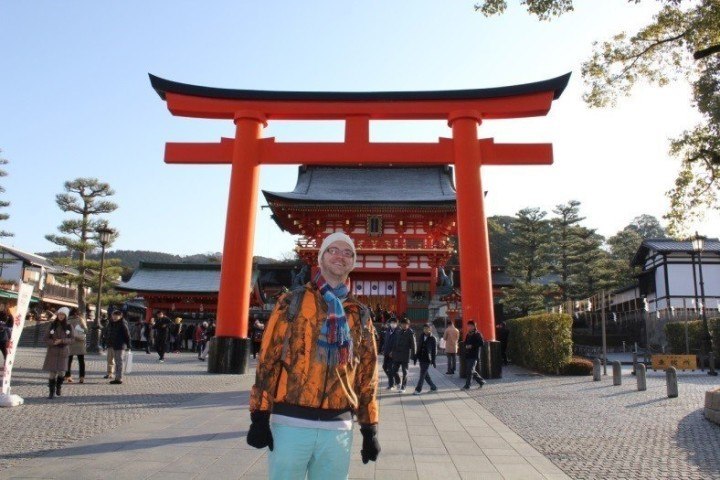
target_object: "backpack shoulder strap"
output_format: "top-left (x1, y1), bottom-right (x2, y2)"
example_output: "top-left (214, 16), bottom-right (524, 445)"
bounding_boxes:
top-left (283, 284), bottom-right (310, 323)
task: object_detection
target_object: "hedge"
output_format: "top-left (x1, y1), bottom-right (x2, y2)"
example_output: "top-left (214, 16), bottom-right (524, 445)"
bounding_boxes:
top-left (507, 313), bottom-right (573, 375)
top-left (665, 318), bottom-right (720, 357)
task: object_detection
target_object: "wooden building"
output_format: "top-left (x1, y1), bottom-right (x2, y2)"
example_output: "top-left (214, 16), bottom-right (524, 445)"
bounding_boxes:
top-left (263, 165), bottom-right (457, 321)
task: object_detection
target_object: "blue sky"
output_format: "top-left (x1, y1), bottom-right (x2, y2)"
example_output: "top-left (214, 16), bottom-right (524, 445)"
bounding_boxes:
top-left (1, 1), bottom-right (715, 258)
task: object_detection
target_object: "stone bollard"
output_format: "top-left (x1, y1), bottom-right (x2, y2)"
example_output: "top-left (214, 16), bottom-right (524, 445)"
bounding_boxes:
top-left (632, 353), bottom-right (637, 376)
top-left (612, 361), bottom-right (622, 386)
top-left (593, 358), bottom-right (602, 381)
top-left (666, 367), bottom-right (678, 398)
top-left (636, 363), bottom-right (647, 391)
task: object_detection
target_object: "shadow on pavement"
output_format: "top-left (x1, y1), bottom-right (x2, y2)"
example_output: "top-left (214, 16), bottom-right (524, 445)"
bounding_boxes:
top-left (1, 431), bottom-right (246, 460)
top-left (675, 410), bottom-right (720, 478)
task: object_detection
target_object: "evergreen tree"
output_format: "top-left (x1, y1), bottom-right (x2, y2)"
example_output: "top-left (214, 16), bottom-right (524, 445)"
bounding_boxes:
top-left (0, 150), bottom-right (12, 240)
top-left (606, 225), bottom-right (645, 288)
top-left (502, 208), bottom-right (552, 316)
top-left (626, 214), bottom-right (668, 239)
top-left (569, 228), bottom-right (615, 298)
top-left (506, 208), bottom-right (551, 283)
top-left (45, 178), bottom-right (118, 318)
top-left (548, 200), bottom-right (585, 301)
top-left (488, 215), bottom-right (514, 266)
top-left (475, 0), bottom-right (720, 235)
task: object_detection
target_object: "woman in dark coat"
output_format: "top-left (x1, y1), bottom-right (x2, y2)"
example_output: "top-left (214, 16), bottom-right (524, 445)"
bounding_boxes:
top-left (43, 307), bottom-right (74, 399)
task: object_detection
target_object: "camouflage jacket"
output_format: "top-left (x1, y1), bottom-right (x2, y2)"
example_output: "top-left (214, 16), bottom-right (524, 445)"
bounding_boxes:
top-left (249, 282), bottom-right (379, 425)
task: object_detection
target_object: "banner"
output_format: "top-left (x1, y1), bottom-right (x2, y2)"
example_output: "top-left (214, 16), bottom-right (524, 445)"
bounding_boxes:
top-left (2, 283), bottom-right (34, 396)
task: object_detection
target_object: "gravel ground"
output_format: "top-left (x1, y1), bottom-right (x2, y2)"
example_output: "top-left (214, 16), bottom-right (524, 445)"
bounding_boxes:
top-left (455, 362), bottom-right (720, 480)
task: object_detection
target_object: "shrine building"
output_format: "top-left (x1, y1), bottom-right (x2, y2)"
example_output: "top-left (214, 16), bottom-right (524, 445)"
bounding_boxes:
top-left (263, 165), bottom-right (456, 321)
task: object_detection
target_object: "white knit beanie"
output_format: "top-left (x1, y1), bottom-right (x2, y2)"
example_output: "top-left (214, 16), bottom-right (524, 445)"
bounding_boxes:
top-left (56, 307), bottom-right (70, 318)
top-left (317, 232), bottom-right (356, 264)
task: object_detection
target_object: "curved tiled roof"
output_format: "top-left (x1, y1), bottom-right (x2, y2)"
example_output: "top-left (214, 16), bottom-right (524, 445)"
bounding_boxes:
top-left (631, 238), bottom-right (720, 266)
top-left (149, 73), bottom-right (571, 102)
top-left (117, 262), bottom-right (221, 293)
top-left (263, 166), bottom-right (457, 204)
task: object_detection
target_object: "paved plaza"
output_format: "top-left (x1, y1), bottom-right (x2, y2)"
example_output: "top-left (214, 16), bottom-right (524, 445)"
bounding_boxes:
top-left (1, 348), bottom-right (719, 479)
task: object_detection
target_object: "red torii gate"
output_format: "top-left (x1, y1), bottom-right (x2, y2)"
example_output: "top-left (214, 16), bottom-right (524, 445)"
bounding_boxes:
top-left (149, 73), bottom-right (570, 373)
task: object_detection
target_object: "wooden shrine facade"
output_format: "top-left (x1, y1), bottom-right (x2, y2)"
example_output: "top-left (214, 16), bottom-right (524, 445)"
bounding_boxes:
top-left (264, 165), bottom-right (457, 320)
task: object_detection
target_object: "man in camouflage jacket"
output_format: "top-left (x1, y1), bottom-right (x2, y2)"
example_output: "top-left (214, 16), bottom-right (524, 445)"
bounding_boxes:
top-left (247, 232), bottom-right (380, 479)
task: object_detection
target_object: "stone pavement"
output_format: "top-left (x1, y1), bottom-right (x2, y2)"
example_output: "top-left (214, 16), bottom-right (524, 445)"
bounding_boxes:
top-left (465, 363), bottom-right (720, 480)
top-left (2, 349), bottom-right (568, 480)
top-left (3, 348), bottom-right (720, 479)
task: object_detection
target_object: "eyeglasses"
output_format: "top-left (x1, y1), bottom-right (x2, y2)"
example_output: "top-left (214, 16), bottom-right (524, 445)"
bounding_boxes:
top-left (324, 246), bottom-right (354, 258)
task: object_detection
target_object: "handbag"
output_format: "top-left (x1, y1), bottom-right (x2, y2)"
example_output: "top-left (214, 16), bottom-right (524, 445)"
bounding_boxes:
top-left (74, 324), bottom-right (87, 342)
top-left (124, 350), bottom-right (134, 374)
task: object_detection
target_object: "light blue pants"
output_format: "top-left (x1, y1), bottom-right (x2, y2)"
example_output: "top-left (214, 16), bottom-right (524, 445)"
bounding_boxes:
top-left (269, 423), bottom-right (353, 480)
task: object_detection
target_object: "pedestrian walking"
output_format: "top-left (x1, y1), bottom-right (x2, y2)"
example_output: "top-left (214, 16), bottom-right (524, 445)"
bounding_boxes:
top-left (461, 321), bottom-right (486, 390)
top-left (184, 322), bottom-right (195, 351)
top-left (496, 321), bottom-right (509, 365)
top-left (105, 309), bottom-right (131, 384)
top-left (195, 321), bottom-right (207, 359)
top-left (247, 232), bottom-right (380, 479)
top-left (140, 320), bottom-right (149, 353)
top-left (154, 311), bottom-right (172, 362)
top-left (199, 320), bottom-right (215, 360)
top-left (172, 317), bottom-right (184, 352)
top-left (389, 317), bottom-right (415, 393)
top-left (381, 318), bottom-right (400, 389)
top-left (0, 304), bottom-right (12, 362)
top-left (43, 308), bottom-right (74, 399)
top-left (443, 319), bottom-right (459, 375)
top-left (413, 323), bottom-right (438, 395)
top-left (64, 308), bottom-right (87, 384)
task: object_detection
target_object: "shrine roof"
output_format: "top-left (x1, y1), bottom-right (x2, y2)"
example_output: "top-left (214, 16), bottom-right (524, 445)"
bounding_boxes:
top-left (117, 262), bottom-right (221, 294)
top-left (263, 166), bottom-right (457, 205)
top-left (117, 260), bottom-right (293, 294)
top-left (631, 238), bottom-right (720, 267)
top-left (149, 73), bottom-right (571, 102)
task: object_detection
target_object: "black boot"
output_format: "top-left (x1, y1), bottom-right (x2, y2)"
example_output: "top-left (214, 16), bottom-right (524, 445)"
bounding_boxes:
top-left (48, 379), bottom-right (56, 399)
top-left (55, 376), bottom-right (64, 396)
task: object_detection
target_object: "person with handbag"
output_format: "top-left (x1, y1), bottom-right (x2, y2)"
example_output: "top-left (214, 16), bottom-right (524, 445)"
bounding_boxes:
top-left (43, 308), bottom-right (74, 399)
top-left (106, 309), bottom-right (131, 384)
top-left (461, 321), bottom-right (487, 390)
top-left (64, 308), bottom-right (87, 383)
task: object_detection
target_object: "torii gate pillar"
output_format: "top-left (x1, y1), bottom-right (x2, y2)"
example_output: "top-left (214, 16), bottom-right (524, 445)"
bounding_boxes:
top-left (208, 112), bottom-right (265, 373)
top-left (450, 111), bottom-right (495, 336)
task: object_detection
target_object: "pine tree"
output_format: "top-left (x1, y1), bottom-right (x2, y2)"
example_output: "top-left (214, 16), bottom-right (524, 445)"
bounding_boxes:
top-left (45, 178), bottom-right (118, 318)
top-left (0, 150), bottom-right (12, 240)
top-left (502, 208), bottom-right (552, 316)
top-left (548, 200), bottom-right (586, 301)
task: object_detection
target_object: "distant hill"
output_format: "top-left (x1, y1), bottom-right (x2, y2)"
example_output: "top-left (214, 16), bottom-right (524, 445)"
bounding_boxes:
top-left (36, 249), bottom-right (280, 271)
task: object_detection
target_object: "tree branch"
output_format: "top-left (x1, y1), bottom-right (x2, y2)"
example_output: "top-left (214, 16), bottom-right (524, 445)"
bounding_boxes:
top-left (694, 44), bottom-right (720, 60)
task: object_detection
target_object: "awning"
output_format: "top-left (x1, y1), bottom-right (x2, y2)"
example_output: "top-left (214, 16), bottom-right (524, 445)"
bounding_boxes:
top-left (0, 289), bottom-right (41, 303)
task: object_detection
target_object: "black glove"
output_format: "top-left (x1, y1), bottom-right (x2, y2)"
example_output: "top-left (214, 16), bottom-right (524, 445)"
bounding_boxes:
top-left (247, 411), bottom-right (274, 451)
top-left (360, 424), bottom-right (381, 464)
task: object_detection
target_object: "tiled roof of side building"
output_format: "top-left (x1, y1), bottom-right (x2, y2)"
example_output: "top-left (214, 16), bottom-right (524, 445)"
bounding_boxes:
top-left (117, 262), bottom-right (222, 293)
top-left (0, 243), bottom-right (70, 274)
top-left (631, 238), bottom-right (720, 266)
top-left (263, 166), bottom-right (457, 204)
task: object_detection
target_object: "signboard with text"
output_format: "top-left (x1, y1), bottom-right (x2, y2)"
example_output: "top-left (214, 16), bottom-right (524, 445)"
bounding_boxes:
top-left (1, 283), bottom-right (34, 395)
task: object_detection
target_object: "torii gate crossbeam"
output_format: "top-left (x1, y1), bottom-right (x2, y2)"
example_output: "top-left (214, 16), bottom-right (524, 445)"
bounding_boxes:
top-left (149, 73), bottom-right (570, 374)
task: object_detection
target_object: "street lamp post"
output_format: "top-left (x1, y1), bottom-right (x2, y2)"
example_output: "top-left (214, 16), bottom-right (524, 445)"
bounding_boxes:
top-left (87, 226), bottom-right (114, 354)
top-left (692, 232), bottom-right (717, 376)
